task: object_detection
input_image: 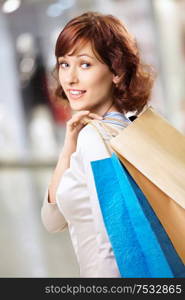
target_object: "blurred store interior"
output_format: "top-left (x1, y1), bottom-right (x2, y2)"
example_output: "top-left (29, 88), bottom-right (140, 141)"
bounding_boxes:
top-left (0, 0), bottom-right (185, 277)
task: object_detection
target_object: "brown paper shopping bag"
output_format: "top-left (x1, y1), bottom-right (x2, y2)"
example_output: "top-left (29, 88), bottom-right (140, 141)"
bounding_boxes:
top-left (109, 107), bottom-right (185, 264)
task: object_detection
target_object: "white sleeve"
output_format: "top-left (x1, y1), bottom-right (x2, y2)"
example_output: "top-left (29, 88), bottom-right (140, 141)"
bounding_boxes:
top-left (56, 134), bottom-right (88, 215)
top-left (41, 122), bottom-right (111, 234)
top-left (41, 129), bottom-right (88, 233)
top-left (41, 189), bottom-right (68, 233)
top-left (56, 122), bottom-right (111, 215)
top-left (76, 124), bottom-right (112, 232)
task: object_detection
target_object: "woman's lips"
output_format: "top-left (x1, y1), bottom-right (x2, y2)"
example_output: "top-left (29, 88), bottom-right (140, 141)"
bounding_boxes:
top-left (67, 89), bottom-right (86, 99)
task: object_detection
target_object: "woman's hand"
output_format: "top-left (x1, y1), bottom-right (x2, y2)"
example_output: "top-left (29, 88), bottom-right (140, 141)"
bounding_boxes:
top-left (62, 110), bottom-right (103, 155)
top-left (66, 110), bottom-right (102, 134)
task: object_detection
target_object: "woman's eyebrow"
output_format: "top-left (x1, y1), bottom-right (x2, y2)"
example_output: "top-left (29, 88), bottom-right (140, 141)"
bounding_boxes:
top-left (77, 54), bottom-right (94, 59)
top-left (59, 54), bottom-right (95, 60)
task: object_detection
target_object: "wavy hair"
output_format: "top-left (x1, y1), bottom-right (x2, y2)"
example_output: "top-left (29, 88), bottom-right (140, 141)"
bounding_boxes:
top-left (53, 11), bottom-right (156, 114)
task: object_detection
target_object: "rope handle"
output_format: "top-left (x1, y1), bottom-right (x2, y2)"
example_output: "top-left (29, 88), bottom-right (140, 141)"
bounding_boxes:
top-left (83, 118), bottom-right (125, 156)
top-left (83, 117), bottom-right (125, 136)
top-left (82, 115), bottom-right (131, 155)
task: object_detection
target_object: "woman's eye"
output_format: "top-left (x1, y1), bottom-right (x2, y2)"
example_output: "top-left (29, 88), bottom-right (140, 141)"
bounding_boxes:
top-left (59, 62), bottom-right (91, 69)
top-left (81, 63), bottom-right (91, 68)
top-left (59, 62), bottom-right (68, 68)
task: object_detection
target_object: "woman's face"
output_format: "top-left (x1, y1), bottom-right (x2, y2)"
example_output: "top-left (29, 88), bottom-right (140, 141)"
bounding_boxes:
top-left (58, 42), bottom-right (117, 115)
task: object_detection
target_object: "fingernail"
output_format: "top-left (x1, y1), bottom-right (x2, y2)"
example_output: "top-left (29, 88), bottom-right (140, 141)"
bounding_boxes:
top-left (97, 116), bottom-right (103, 120)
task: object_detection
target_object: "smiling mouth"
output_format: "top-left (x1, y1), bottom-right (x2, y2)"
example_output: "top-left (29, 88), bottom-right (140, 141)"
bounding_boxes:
top-left (68, 90), bottom-right (86, 95)
top-left (67, 89), bottom-right (86, 99)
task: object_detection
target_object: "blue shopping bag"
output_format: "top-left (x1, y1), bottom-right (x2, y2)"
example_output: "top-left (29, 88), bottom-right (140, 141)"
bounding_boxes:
top-left (91, 153), bottom-right (185, 278)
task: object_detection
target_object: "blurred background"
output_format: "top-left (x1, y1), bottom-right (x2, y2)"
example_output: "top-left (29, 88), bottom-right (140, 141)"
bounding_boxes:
top-left (0, 0), bottom-right (185, 277)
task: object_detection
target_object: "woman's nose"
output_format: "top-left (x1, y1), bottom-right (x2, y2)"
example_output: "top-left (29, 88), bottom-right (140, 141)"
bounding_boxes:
top-left (66, 68), bottom-right (79, 84)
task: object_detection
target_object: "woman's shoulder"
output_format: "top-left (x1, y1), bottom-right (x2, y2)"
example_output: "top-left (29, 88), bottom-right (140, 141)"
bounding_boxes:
top-left (77, 121), bottom-right (111, 160)
top-left (77, 121), bottom-right (104, 148)
top-left (78, 119), bottom-right (126, 144)
top-left (78, 120), bottom-right (115, 144)
top-left (79, 121), bottom-right (100, 139)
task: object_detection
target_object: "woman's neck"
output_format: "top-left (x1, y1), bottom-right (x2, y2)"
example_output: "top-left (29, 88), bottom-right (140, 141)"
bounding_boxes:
top-left (102, 103), bottom-right (120, 116)
top-left (88, 101), bottom-right (121, 116)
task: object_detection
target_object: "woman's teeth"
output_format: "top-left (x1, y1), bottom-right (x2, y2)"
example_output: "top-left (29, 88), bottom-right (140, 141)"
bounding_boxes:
top-left (70, 90), bottom-right (86, 95)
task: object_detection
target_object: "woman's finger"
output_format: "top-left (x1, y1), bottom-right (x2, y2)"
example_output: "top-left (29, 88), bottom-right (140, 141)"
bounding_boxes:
top-left (88, 113), bottom-right (103, 120)
top-left (67, 110), bottom-right (103, 133)
top-left (73, 110), bottom-right (90, 119)
top-left (68, 111), bottom-right (89, 123)
top-left (79, 117), bottom-right (93, 125)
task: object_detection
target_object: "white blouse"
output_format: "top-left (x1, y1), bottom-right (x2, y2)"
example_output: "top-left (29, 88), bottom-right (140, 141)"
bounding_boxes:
top-left (41, 116), bottom-right (131, 278)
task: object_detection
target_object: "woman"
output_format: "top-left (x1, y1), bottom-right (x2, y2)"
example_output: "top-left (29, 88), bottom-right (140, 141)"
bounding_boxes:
top-left (41, 11), bottom-right (154, 277)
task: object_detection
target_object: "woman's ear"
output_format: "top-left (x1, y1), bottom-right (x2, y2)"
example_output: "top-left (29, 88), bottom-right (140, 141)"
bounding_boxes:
top-left (112, 75), bottom-right (120, 85)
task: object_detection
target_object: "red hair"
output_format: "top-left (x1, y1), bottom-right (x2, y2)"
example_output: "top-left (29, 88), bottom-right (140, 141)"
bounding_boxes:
top-left (53, 11), bottom-right (156, 114)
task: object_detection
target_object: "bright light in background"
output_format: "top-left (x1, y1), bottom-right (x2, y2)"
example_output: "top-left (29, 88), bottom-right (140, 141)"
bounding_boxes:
top-left (46, 3), bottom-right (64, 18)
top-left (20, 57), bottom-right (35, 74)
top-left (16, 33), bottom-right (35, 54)
top-left (154, 0), bottom-right (174, 15)
top-left (2, 0), bottom-right (21, 14)
top-left (46, 0), bottom-right (75, 18)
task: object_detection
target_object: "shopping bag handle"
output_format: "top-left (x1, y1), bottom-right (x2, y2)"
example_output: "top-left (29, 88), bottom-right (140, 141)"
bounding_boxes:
top-left (83, 118), bottom-right (124, 156)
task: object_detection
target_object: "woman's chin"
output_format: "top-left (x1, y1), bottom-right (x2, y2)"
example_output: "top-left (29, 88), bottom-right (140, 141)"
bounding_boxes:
top-left (70, 103), bottom-right (89, 112)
